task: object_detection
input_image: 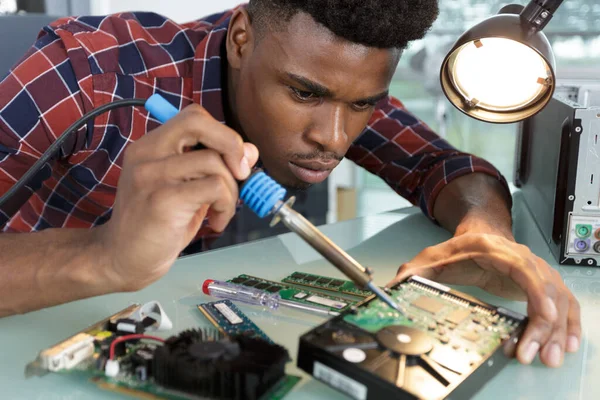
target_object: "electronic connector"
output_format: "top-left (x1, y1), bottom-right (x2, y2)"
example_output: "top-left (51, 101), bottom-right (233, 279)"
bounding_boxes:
top-left (39, 333), bottom-right (95, 372)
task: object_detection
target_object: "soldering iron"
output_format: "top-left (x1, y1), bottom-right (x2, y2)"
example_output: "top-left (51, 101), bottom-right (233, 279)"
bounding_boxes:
top-left (0, 94), bottom-right (400, 312)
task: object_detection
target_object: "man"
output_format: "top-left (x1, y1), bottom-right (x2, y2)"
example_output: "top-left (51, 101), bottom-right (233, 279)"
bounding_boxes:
top-left (0, 0), bottom-right (579, 368)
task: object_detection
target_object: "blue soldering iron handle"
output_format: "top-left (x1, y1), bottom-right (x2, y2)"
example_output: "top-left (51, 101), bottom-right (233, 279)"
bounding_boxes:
top-left (143, 95), bottom-right (288, 220)
top-left (144, 93), bottom-right (205, 150)
top-left (144, 95), bottom-right (285, 204)
top-left (145, 93), bottom-right (178, 123)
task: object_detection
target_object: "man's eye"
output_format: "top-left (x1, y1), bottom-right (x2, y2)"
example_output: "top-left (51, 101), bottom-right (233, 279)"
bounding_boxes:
top-left (352, 101), bottom-right (374, 111)
top-left (290, 87), bottom-right (317, 101)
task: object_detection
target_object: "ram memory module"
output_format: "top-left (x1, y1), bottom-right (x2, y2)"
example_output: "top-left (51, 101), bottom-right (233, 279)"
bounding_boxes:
top-left (227, 274), bottom-right (357, 313)
top-left (282, 271), bottom-right (374, 298)
top-left (197, 299), bottom-right (273, 343)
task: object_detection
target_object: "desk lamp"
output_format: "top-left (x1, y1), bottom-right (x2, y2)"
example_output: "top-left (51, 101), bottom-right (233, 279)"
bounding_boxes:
top-left (440, 0), bottom-right (564, 123)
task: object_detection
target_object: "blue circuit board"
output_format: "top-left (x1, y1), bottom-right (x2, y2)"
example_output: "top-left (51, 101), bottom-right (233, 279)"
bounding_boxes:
top-left (197, 299), bottom-right (273, 343)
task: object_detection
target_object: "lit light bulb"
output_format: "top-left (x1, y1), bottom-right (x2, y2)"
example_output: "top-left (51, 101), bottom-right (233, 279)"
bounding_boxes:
top-left (449, 37), bottom-right (552, 111)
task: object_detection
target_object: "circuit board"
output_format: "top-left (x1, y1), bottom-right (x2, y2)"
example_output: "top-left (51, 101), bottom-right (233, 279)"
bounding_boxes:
top-left (27, 304), bottom-right (301, 400)
top-left (343, 279), bottom-right (518, 357)
top-left (297, 276), bottom-right (528, 400)
top-left (60, 354), bottom-right (301, 400)
top-left (197, 299), bottom-right (273, 343)
top-left (282, 271), bottom-right (373, 298)
top-left (227, 274), bottom-right (357, 313)
top-left (64, 367), bottom-right (301, 400)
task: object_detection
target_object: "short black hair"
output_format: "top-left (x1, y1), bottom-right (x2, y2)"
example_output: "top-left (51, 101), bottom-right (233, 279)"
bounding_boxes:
top-left (247, 0), bottom-right (439, 50)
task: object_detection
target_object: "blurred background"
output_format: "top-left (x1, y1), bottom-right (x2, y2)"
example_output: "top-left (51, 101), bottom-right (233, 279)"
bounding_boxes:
top-left (1, 0), bottom-right (599, 244)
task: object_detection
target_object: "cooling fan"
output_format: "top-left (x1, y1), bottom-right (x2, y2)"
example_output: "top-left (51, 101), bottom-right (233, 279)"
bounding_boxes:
top-left (153, 329), bottom-right (289, 400)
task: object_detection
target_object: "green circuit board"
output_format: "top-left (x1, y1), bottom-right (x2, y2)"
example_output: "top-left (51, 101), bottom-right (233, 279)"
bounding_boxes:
top-left (197, 299), bottom-right (273, 343)
top-left (62, 365), bottom-right (301, 400)
top-left (282, 271), bottom-right (373, 298)
top-left (344, 279), bottom-right (522, 357)
top-left (28, 304), bottom-right (301, 400)
top-left (227, 274), bottom-right (358, 313)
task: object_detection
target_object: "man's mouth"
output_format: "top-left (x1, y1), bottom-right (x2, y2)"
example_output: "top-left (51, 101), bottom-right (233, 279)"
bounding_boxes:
top-left (288, 160), bottom-right (338, 184)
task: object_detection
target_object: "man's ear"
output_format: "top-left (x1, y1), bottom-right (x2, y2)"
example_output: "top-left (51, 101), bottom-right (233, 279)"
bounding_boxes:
top-left (227, 9), bottom-right (254, 70)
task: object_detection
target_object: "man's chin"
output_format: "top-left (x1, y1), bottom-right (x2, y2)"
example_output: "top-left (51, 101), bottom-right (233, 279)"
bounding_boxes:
top-left (275, 174), bottom-right (312, 192)
top-left (262, 167), bottom-right (313, 192)
top-left (283, 181), bottom-right (312, 192)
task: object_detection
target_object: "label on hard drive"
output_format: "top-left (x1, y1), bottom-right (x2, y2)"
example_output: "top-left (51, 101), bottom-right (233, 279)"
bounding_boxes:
top-left (306, 295), bottom-right (347, 309)
top-left (314, 361), bottom-right (367, 400)
top-left (214, 303), bottom-right (243, 325)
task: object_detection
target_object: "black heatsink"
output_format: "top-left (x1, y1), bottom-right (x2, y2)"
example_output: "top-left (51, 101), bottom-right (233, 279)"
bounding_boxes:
top-left (153, 329), bottom-right (288, 400)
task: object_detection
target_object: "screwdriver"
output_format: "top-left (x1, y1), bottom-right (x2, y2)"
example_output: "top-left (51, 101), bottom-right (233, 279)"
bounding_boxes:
top-left (202, 279), bottom-right (341, 317)
top-left (144, 94), bottom-right (401, 313)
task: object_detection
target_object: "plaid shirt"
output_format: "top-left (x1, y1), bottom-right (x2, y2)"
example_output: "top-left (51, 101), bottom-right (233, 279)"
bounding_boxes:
top-left (0, 7), bottom-right (509, 245)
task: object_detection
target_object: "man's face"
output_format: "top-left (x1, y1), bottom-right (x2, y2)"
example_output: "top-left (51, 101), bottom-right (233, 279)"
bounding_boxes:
top-left (233, 12), bottom-right (399, 189)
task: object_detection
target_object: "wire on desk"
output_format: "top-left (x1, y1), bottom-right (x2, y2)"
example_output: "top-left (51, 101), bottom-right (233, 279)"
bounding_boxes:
top-left (109, 334), bottom-right (165, 360)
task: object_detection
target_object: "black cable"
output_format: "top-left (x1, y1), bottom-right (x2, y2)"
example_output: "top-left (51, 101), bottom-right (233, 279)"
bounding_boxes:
top-left (0, 98), bottom-right (147, 209)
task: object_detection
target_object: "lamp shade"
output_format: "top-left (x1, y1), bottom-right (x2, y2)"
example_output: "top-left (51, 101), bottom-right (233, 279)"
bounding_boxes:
top-left (440, 12), bottom-right (556, 123)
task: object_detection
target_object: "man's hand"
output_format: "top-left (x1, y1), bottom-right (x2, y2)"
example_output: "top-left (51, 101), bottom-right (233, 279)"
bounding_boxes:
top-left (95, 103), bottom-right (259, 292)
top-left (387, 232), bottom-right (581, 368)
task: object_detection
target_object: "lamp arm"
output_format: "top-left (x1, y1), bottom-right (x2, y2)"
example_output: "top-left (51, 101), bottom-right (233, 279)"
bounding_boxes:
top-left (520, 0), bottom-right (564, 31)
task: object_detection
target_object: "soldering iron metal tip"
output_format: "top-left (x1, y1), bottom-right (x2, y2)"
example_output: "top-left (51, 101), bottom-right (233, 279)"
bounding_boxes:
top-left (367, 282), bottom-right (402, 314)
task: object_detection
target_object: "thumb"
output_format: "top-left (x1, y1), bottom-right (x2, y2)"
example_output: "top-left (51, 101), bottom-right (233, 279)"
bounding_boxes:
top-left (386, 238), bottom-right (475, 288)
top-left (243, 143), bottom-right (260, 168)
top-left (386, 260), bottom-right (438, 288)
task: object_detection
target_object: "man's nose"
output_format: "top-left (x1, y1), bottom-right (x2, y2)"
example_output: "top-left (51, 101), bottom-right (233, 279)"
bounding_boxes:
top-left (305, 104), bottom-right (349, 153)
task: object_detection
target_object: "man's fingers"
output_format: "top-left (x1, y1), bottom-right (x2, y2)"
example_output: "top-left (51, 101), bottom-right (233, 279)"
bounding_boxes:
top-left (135, 104), bottom-right (250, 180)
top-left (386, 237), bottom-right (482, 288)
top-left (150, 175), bottom-right (237, 230)
top-left (147, 149), bottom-right (238, 194)
top-left (566, 293), bottom-right (582, 353)
top-left (517, 296), bottom-right (557, 366)
top-left (537, 286), bottom-right (569, 367)
top-left (404, 237), bottom-right (557, 322)
top-left (243, 143), bottom-right (260, 169)
top-left (506, 258), bottom-right (558, 323)
top-left (386, 262), bottom-right (438, 288)
top-left (513, 260), bottom-right (563, 366)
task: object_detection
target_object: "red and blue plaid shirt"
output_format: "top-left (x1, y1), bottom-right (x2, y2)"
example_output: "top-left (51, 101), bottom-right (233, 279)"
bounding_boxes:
top-left (0, 6), bottom-right (509, 244)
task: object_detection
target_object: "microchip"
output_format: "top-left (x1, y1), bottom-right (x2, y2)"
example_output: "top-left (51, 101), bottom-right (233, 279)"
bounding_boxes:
top-left (291, 272), bottom-right (307, 279)
top-left (231, 277), bottom-right (247, 284)
top-left (243, 279), bottom-right (259, 287)
top-left (304, 276), bottom-right (318, 282)
top-left (411, 296), bottom-right (444, 314)
top-left (461, 331), bottom-right (481, 342)
top-left (254, 283), bottom-right (269, 290)
top-left (445, 309), bottom-right (471, 325)
top-left (214, 302), bottom-right (243, 325)
top-left (265, 285), bottom-right (281, 293)
top-left (317, 278), bottom-right (332, 285)
top-left (330, 280), bottom-right (344, 287)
